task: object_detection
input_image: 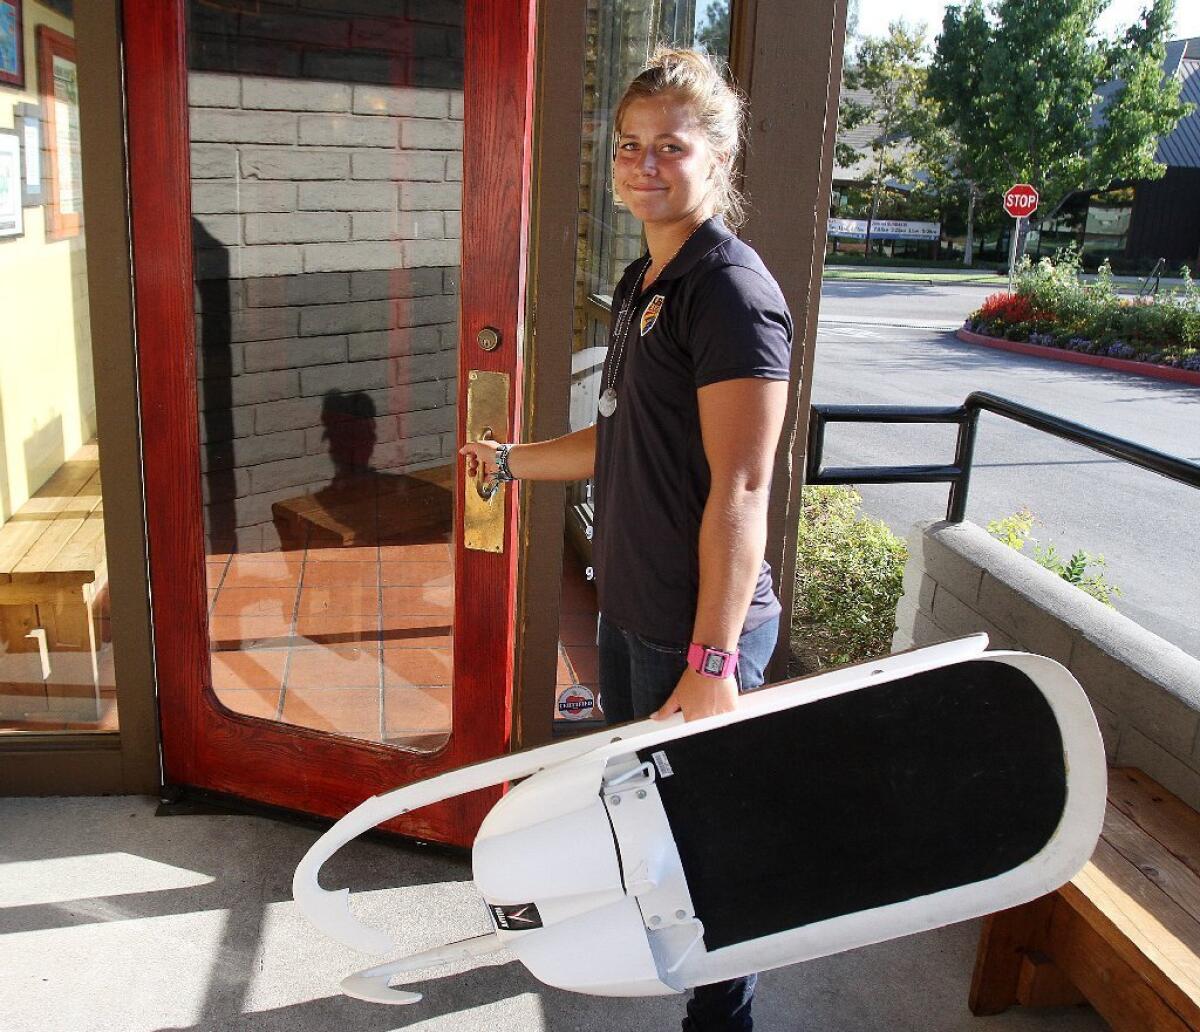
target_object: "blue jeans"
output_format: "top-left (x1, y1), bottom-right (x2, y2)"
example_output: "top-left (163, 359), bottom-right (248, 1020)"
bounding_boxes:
top-left (598, 613), bottom-right (780, 1032)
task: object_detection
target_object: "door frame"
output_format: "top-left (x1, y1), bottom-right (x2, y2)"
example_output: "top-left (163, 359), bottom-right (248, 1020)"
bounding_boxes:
top-left (0, 0), bottom-right (159, 795)
top-left (121, 0), bottom-right (536, 845)
top-left (512, 0), bottom-right (850, 728)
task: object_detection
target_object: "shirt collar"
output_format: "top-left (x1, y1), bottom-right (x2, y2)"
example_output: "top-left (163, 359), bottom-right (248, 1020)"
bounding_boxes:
top-left (643, 216), bottom-right (734, 286)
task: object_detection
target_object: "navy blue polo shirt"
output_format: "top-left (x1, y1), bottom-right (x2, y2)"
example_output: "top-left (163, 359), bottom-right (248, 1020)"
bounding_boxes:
top-left (593, 216), bottom-right (793, 644)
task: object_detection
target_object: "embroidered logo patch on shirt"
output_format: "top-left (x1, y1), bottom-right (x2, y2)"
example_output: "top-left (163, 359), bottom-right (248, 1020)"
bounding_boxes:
top-left (640, 295), bottom-right (665, 336)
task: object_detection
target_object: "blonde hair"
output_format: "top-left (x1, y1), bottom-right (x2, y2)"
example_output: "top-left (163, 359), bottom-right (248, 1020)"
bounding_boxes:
top-left (613, 46), bottom-right (747, 229)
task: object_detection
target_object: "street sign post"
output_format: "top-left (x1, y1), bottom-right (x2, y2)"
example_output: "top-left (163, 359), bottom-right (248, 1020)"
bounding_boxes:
top-left (1005, 183), bottom-right (1040, 289)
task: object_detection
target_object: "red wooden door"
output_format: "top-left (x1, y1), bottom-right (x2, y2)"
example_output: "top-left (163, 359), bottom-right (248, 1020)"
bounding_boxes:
top-left (123, 0), bottom-right (534, 847)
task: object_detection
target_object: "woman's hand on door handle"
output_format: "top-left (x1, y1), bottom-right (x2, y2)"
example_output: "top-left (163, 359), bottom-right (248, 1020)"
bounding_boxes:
top-left (460, 438), bottom-right (503, 480)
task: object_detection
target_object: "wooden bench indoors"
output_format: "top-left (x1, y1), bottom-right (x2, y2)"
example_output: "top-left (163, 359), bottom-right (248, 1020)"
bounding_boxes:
top-left (971, 766), bottom-right (1200, 1030)
top-left (0, 442), bottom-right (108, 723)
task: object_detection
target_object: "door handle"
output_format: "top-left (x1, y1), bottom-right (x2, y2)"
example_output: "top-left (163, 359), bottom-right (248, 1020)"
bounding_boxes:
top-left (473, 428), bottom-right (500, 502)
top-left (464, 370), bottom-right (510, 553)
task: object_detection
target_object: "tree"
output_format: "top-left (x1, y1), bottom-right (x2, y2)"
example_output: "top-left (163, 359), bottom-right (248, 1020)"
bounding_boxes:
top-left (841, 22), bottom-right (929, 253)
top-left (695, 1), bottom-right (731, 57)
top-left (929, 0), bottom-right (1193, 262)
top-left (926, 0), bottom-right (998, 264)
top-left (902, 91), bottom-right (969, 260)
top-left (845, 0), bottom-right (861, 56)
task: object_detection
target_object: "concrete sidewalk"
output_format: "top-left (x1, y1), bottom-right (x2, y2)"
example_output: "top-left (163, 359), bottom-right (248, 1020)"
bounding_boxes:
top-left (1, 796), bottom-right (1107, 1032)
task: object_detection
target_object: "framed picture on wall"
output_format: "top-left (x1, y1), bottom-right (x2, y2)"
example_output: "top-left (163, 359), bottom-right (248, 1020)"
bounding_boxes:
top-left (36, 25), bottom-right (81, 240)
top-left (0, 0), bottom-right (24, 90)
top-left (0, 128), bottom-right (24, 238)
top-left (15, 103), bottom-right (43, 206)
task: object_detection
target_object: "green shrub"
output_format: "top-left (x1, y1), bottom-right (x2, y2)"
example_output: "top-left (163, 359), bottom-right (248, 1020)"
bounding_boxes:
top-left (791, 486), bottom-right (908, 671)
top-left (965, 250), bottom-right (1200, 370)
top-left (986, 508), bottom-right (1122, 607)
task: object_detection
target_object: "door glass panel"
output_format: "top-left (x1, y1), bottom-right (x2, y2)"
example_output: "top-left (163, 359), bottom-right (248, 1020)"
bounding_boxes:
top-left (554, 1), bottom-right (734, 729)
top-left (187, 1), bottom-right (463, 752)
top-left (0, 7), bottom-right (118, 734)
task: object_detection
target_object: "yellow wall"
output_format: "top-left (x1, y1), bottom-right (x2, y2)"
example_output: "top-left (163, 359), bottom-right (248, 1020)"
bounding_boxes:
top-left (0, 4), bottom-right (95, 522)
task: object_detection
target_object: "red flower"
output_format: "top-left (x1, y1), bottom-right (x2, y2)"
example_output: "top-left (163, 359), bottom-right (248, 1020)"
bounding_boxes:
top-left (973, 292), bottom-right (1053, 325)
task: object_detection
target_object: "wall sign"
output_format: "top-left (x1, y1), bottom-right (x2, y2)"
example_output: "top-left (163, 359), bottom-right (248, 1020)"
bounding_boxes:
top-left (0, 127), bottom-right (23, 237)
top-left (36, 25), bottom-right (81, 240)
top-left (828, 218), bottom-right (941, 242)
top-left (556, 684), bottom-right (595, 720)
top-left (15, 103), bottom-right (43, 206)
top-left (0, 0), bottom-right (23, 90)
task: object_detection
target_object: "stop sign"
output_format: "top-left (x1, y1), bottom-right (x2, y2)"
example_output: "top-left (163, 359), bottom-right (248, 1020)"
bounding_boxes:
top-left (1004, 183), bottom-right (1039, 218)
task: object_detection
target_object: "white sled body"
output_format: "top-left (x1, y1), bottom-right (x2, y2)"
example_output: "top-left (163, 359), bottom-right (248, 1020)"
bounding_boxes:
top-left (294, 635), bottom-right (1106, 1005)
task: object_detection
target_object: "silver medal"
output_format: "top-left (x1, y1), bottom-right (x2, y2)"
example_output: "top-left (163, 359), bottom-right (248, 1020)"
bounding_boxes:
top-left (598, 388), bottom-right (618, 418)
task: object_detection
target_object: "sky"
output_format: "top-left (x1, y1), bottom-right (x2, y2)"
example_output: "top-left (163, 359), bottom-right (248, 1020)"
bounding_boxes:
top-left (856, 0), bottom-right (1200, 44)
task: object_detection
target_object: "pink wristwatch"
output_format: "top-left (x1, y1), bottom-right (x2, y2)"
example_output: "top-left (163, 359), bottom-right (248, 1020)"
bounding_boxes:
top-left (687, 642), bottom-right (739, 679)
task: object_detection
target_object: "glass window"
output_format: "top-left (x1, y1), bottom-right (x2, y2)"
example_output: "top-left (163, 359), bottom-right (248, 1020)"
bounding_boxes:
top-left (188, 0), bottom-right (462, 752)
top-left (570, 1), bottom-right (734, 434)
top-left (0, 5), bottom-right (116, 733)
top-left (552, 1), bottom-right (733, 730)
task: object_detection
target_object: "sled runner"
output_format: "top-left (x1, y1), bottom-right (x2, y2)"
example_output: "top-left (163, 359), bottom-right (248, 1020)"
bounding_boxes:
top-left (293, 634), bottom-right (1105, 1005)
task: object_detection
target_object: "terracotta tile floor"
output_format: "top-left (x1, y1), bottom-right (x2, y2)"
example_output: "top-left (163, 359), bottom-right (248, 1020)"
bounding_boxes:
top-left (1, 542), bottom-right (601, 739)
top-left (207, 538), bottom-right (604, 745)
top-left (206, 536), bottom-right (452, 751)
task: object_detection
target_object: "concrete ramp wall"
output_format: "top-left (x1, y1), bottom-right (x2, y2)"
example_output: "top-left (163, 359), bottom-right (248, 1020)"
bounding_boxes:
top-left (894, 520), bottom-right (1200, 808)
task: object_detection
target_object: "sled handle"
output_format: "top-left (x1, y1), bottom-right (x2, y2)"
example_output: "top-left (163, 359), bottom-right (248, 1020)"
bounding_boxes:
top-left (340, 932), bottom-right (506, 1005)
top-left (294, 745), bottom-right (605, 954)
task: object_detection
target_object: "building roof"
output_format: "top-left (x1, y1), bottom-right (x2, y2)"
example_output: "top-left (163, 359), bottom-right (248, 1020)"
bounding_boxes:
top-left (833, 82), bottom-right (918, 184)
top-left (834, 84), bottom-right (880, 181)
top-left (1158, 38), bottom-right (1200, 169)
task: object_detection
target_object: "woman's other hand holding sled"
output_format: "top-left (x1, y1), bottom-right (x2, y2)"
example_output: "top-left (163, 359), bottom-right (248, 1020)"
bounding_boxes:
top-left (652, 667), bottom-right (738, 722)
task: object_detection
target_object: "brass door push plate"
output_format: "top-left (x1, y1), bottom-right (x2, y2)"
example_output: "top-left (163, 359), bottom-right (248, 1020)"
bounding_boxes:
top-left (464, 369), bottom-right (510, 553)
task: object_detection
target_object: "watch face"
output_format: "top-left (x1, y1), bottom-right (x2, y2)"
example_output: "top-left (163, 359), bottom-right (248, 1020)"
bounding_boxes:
top-left (703, 651), bottom-right (726, 676)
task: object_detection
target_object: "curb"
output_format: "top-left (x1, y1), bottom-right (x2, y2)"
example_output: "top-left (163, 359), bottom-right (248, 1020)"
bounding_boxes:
top-left (823, 274), bottom-right (999, 287)
top-left (955, 327), bottom-right (1200, 387)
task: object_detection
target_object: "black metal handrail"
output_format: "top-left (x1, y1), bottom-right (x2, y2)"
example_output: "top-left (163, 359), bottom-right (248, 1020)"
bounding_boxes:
top-left (1138, 257), bottom-right (1168, 298)
top-left (807, 391), bottom-right (1200, 522)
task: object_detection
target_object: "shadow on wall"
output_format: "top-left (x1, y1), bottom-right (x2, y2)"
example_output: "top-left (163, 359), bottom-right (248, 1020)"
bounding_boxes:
top-left (21, 415), bottom-right (65, 506)
top-left (269, 389), bottom-right (453, 553)
top-left (67, 236), bottom-right (98, 459)
top-left (193, 217), bottom-right (238, 552)
top-left (191, 214), bottom-right (459, 558)
top-left (188, 0), bottom-right (465, 556)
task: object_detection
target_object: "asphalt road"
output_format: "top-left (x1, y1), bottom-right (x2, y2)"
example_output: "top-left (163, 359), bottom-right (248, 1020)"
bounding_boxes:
top-left (813, 281), bottom-right (1200, 658)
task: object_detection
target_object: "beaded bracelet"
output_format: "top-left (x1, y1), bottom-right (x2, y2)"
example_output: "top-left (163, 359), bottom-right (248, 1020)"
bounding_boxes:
top-left (493, 443), bottom-right (516, 483)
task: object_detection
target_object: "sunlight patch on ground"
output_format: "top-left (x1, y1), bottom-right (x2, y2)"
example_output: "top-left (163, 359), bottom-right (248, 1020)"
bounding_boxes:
top-left (1, 908), bottom-right (230, 1032)
top-left (0, 853), bottom-right (214, 907)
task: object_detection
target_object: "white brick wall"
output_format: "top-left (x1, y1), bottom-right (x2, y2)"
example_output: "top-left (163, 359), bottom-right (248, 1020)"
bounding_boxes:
top-left (243, 79), bottom-right (353, 112)
top-left (189, 72), bottom-right (464, 276)
top-left (190, 70), bottom-right (465, 549)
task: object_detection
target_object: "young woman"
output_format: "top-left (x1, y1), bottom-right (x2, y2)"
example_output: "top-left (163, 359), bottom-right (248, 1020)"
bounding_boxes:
top-left (461, 47), bottom-right (792, 1032)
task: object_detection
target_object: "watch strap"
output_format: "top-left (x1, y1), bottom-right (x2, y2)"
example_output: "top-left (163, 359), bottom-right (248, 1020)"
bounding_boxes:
top-left (687, 642), bottom-right (738, 679)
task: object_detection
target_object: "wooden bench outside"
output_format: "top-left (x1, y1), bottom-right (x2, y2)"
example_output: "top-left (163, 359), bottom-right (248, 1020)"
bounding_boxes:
top-left (971, 766), bottom-right (1200, 1030)
top-left (0, 443), bottom-right (108, 722)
